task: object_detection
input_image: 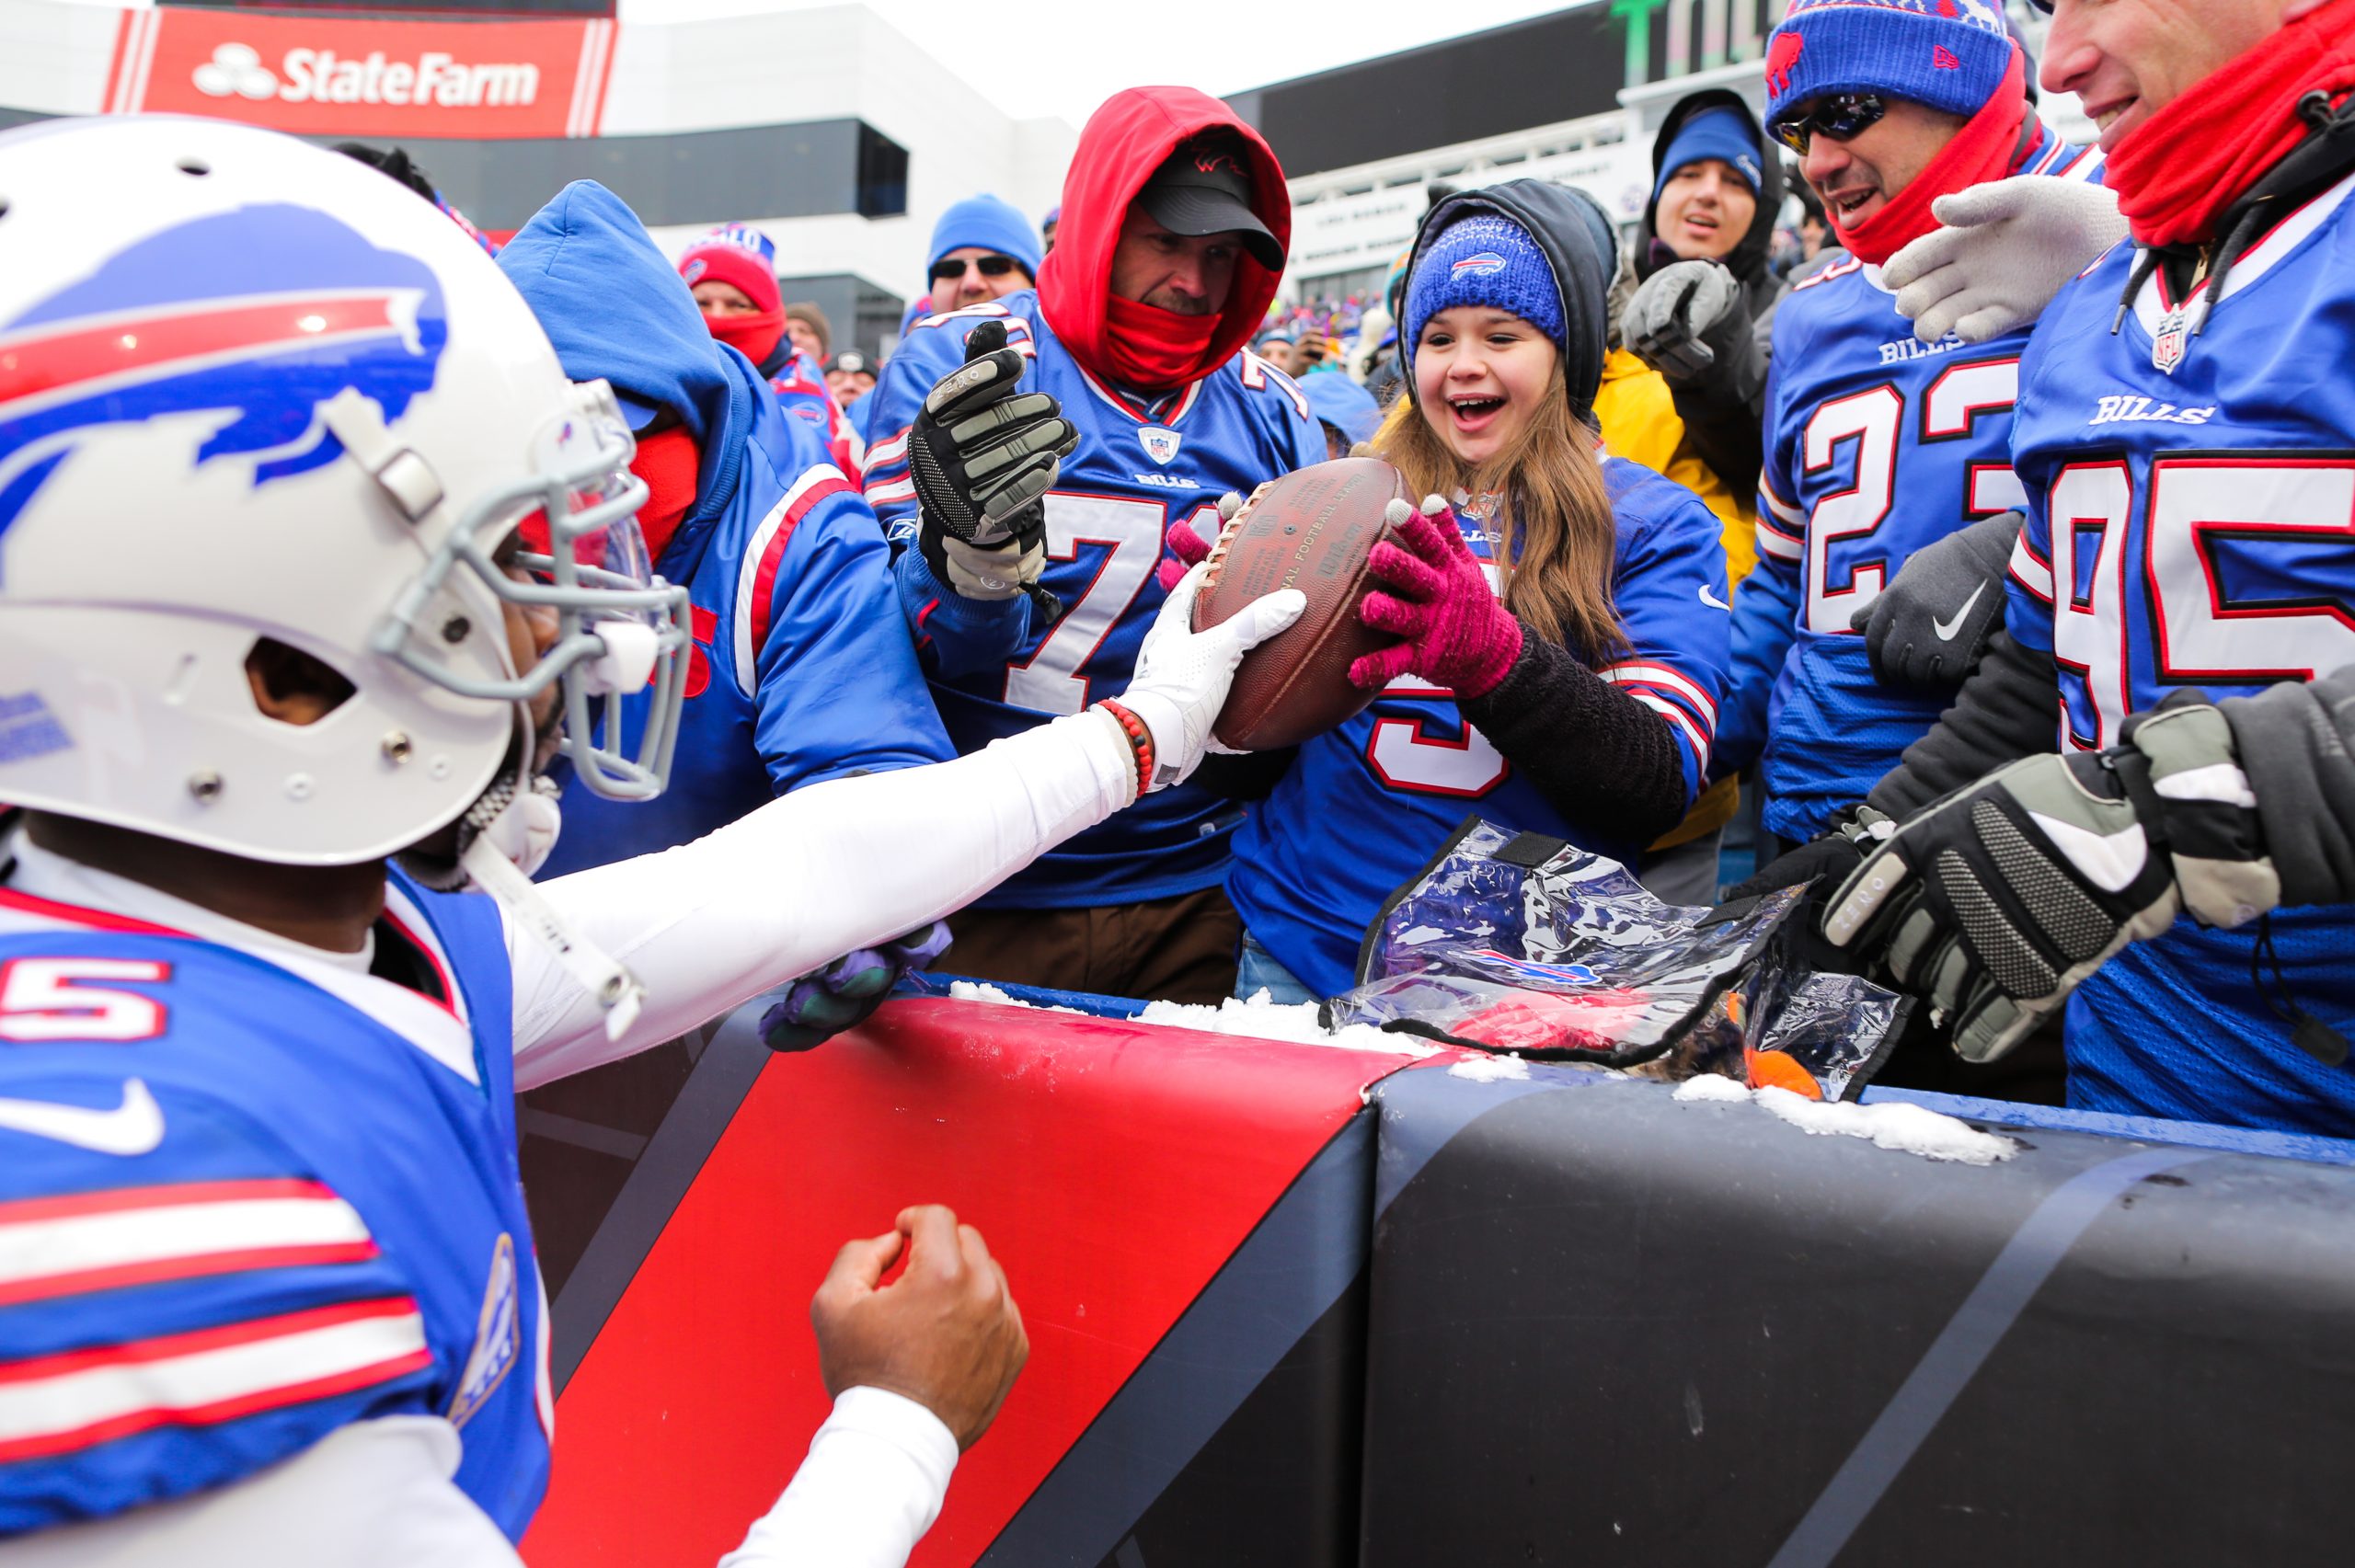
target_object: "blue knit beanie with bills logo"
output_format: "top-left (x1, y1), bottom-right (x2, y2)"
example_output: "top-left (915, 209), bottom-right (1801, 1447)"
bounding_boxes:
top-left (1763, 0), bottom-right (2016, 128)
top-left (1403, 213), bottom-right (1565, 363)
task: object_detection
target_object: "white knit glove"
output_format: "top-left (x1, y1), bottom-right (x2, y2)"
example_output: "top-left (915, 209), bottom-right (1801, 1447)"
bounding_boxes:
top-left (1110, 563), bottom-right (1304, 791)
top-left (1886, 178), bottom-right (2131, 345)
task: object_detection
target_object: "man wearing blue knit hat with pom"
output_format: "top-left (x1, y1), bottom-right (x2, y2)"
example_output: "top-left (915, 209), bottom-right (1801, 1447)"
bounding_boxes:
top-left (1724, 0), bottom-right (2104, 938)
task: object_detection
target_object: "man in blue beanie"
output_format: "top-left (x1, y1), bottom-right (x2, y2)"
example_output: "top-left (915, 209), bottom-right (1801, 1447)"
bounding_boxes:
top-left (1652, 107), bottom-right (1764, 267)
top-left (924, 193), bottom-right (1042, 316)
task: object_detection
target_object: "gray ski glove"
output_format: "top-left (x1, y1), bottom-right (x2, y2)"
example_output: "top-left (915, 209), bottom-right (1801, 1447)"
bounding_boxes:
top-left (1624, 259), bottom-right (1742, 383)
top-left (911, 319), bottom-right (1078, 611)
top-left (1822, 698), bottom-right (2280, 1063)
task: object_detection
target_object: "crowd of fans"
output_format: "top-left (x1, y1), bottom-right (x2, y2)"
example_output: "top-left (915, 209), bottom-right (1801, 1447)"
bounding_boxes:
top-left (6, 0), bottom-right (2353, 1559)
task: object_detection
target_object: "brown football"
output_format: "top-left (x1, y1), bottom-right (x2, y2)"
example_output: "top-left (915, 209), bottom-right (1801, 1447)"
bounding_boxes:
top-left (1189, 456), bottom-right (1411, 751)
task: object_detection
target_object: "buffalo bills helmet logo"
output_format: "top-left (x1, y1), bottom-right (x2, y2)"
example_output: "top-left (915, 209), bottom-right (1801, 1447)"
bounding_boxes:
top-left (1764, 30), bottom-right (1805, 97)
top-left (1452, 252), bottom-right (1509, 280)
top-left (0, 204), bottom-right (448, 544)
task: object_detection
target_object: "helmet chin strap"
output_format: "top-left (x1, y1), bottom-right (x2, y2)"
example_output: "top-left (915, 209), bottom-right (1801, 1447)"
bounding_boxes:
top-left (400, 748), bottom-right (648, 1043)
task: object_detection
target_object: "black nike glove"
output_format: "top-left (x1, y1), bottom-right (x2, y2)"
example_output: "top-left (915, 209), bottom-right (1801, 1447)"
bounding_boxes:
top-left (1851, 509), bottom-right (2018, 693)
top-left (1822, 696), bottom-right (2301, 1064)
top-left (910, 319), bottom-right (1078, 615)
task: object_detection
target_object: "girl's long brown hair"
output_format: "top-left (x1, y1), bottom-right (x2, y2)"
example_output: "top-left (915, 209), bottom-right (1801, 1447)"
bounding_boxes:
top-left (1370, 355), bottom-right (1627, 664)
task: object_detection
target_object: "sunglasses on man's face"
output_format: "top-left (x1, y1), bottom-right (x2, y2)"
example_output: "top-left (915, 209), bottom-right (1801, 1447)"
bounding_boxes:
top-left (930, 254), bottom-right (1021, 284)
top-left (1770, 92), bottom-right (1890, 155)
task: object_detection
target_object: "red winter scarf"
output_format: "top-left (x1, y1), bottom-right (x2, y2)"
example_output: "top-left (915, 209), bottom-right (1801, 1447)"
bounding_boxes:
top-left (702, 307), bottom-right (785, 368)
top-left (2109, 0), bottom-right (2355, 248)
top-left (626, 425), bottom-right (701, 564)
top-left (1103, 292), bottom-right (1223, 393)
top-left (1837, 47), bottom-right (2029, 266)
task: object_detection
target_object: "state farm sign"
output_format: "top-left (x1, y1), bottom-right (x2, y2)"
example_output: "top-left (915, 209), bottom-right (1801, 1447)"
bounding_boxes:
top-left (107, 7), bottom-right (615, 140)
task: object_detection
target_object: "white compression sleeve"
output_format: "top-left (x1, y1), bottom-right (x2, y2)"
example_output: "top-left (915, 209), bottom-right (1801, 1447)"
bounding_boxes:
top-left (510, 706), bottom-right (1136, 1087)
top-left (718, 1388), bottom-right (959, 1568)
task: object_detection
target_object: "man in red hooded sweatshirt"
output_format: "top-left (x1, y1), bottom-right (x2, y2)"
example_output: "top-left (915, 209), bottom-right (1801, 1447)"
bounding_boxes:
top-left (859, 86), bottom-right (1322, 1003)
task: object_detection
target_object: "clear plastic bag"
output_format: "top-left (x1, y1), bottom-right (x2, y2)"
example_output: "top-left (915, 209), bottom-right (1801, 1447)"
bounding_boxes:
top-left (1326, 818), bottom-right (1909, 1097)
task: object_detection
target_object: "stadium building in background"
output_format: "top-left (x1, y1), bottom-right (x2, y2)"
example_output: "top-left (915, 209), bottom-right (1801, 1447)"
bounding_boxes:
top-left (0, 0), bottom-right (1074, 355)
top-left (1, 0), bottom-right (2075, 344)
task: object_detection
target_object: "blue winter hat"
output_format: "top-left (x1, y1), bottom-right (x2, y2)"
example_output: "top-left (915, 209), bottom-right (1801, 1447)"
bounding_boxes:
top-left (1305, 372), bottom-right (1383, 449)
top-left (1763, 0), bottom-right (2016, 129)
top-left (1652, 108), bottom-right (1763, 204)
top-left (927, 193), bottom-right (1042, 280)
top-left (1403, 213), bottom-right (1565, 366)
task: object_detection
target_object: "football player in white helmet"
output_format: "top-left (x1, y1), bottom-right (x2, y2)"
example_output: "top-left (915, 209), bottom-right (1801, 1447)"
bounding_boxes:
top-left (0, 117), bottom-right (1301, 1565)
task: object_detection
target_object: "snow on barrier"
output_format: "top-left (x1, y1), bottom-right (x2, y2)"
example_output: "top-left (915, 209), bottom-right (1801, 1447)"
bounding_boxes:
top-left (1360, 1061), bottom-right (2355, 1565)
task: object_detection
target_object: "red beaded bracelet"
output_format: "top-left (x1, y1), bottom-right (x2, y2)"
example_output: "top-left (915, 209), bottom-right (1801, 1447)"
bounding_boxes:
top-left (1097, 700), bottom-right (1155, 795)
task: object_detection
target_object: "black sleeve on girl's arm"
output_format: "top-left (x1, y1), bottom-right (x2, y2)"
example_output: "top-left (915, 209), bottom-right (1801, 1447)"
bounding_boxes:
top-left (1458, 621), bottom-right (1689, 848)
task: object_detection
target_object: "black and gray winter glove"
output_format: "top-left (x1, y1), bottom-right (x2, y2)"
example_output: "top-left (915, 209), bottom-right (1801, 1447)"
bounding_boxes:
top-left (1624, 259), bottom-right (1742, 383)
top-left (1822, 696), bottom-right (2284, 1064)
top-left (910, 319), bottom-right (1078, 609)
top-left (1853, 509), bottom-right (2018, 693)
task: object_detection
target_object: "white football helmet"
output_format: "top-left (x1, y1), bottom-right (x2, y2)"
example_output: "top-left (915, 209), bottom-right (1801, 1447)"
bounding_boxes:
top-left (0, 116), bottom-right (690, 867)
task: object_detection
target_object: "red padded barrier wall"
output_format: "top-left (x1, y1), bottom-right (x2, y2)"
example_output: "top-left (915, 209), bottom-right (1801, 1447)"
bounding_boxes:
top-left (524, 997), bottom-right (1427, 1565)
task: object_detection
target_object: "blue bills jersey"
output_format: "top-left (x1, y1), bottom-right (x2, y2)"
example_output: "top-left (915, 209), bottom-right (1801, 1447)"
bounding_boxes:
top-left (541, 379), bottom-right (952, 879)
top-left (862, 295), bottom-right (1324, 908)
top-left (1720, 128), bottom-right (2101, 840)
top-left (0, 873), bottom-right (551, 1538)
top-left (1228, 457), bottom-right (1731, 999)
top-left (2005, 168), bottom-right (2355, 1137)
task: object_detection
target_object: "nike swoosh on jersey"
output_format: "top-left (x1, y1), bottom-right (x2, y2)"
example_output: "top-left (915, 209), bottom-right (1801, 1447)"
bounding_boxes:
top-left (0, 1079), bottom-right (166, 1155)
top-left (1933, 583), bottom-right (1987, 642)
top-left (1699, 582), bottom-right (1730, 611)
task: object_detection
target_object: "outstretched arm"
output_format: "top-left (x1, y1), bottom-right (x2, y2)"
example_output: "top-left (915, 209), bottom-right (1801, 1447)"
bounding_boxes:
top-left (509, 569), bottom-right (1304, 1085)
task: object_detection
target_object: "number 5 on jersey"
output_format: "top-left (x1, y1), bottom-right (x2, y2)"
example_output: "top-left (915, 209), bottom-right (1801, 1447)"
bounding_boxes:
top-left (0, 958), bottom-right (173, 1042)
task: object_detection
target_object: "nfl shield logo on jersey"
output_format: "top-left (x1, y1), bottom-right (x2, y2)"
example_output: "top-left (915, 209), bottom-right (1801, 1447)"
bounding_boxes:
top-left (2151, 306), bottom-right (2190, 374)
top-left (1137, 426), bottom-right (1183, 466)
top-left (447, 1233), bottom-right (522, 1429)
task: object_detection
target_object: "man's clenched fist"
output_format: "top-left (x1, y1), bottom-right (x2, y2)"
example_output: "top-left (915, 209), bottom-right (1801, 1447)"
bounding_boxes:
top-left (810, 1205), bottom-right (1028, 1451)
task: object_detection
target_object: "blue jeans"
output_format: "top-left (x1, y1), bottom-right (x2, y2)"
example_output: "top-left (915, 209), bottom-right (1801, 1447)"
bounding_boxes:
top-left (1235, 930), bottom-right (1320, 1005)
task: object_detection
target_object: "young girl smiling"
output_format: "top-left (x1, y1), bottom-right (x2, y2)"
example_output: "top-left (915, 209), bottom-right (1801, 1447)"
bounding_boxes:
top-left (1215, 182), bottom-right (1735, 1001)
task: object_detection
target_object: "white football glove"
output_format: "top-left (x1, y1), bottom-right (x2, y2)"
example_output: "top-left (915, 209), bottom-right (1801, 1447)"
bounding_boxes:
top-left (1886, 178), bottom-right (2130, 346)
top-left (1111, 563), bottom-right (1304, 791)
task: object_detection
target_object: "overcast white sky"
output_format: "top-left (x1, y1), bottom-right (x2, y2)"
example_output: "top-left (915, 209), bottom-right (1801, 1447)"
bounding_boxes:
top-left (618, 0), bottom-right (1581, 129)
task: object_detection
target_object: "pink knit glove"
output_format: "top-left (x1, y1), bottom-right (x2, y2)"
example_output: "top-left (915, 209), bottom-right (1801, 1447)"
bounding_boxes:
top-left (1349, 498), bottom-right (1523, 697)
top-left (1156, 516), bottom-right (1211, 592)
top-left (1156, 488), bottom-right (1254, 592)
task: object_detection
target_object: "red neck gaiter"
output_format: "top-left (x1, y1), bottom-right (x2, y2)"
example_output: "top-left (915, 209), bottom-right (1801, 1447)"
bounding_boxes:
top-left (1103, 293), bottom-right (1223, 394)
top-left (703, 308), bottom-right (785, 368)
top-left (2109, 0), bottom-right (2355, 249)
top-left (1837, 48), bottom-right (2029, 266)
top-left (626, 425), bottom-right (701, 564)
